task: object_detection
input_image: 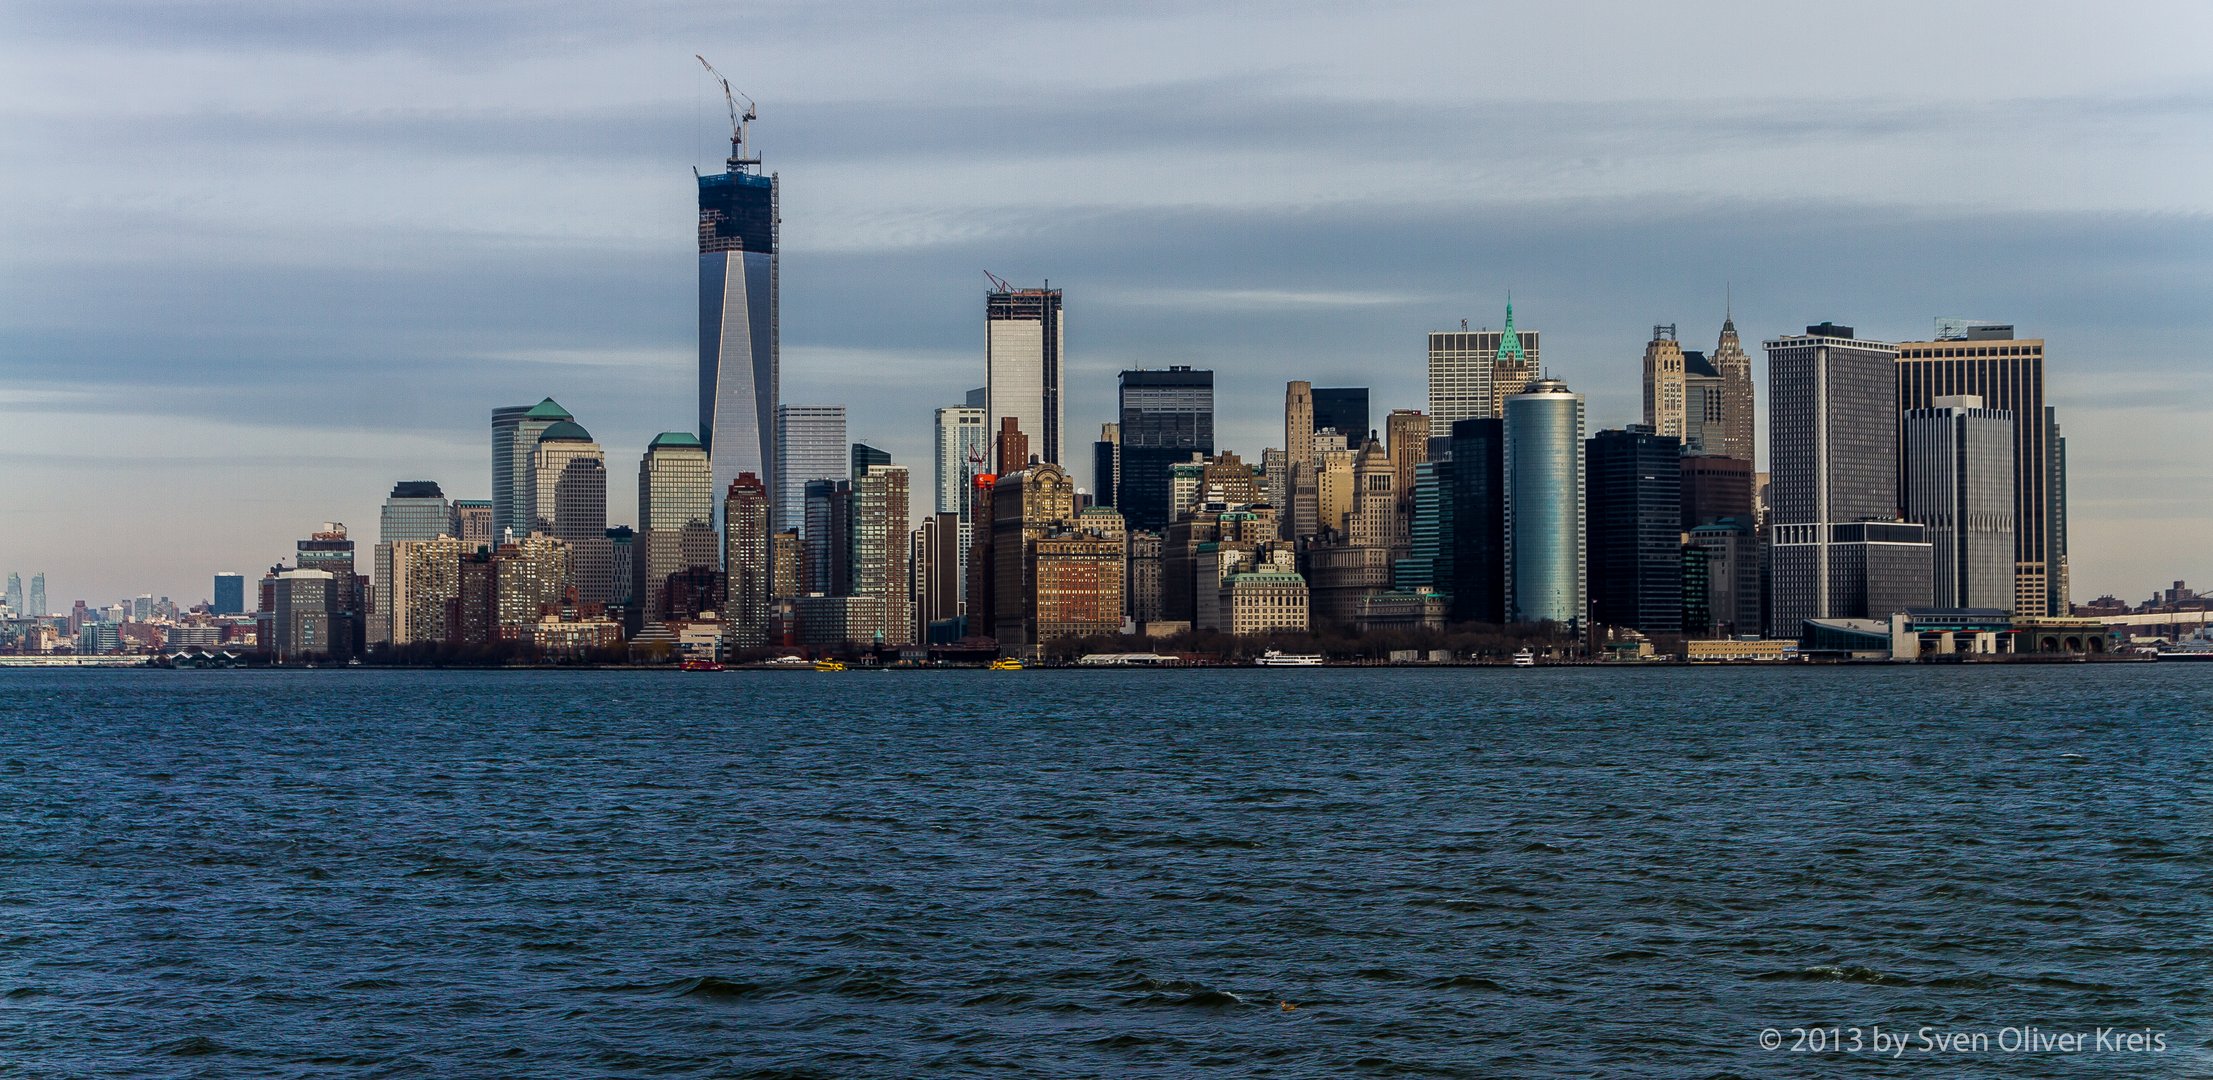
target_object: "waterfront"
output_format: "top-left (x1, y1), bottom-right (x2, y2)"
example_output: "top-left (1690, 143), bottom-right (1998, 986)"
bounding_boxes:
top-left (2, 667), bottom-right (2205, 1076)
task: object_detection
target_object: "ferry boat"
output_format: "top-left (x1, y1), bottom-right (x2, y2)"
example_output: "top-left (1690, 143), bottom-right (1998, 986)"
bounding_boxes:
top-left (679, 659), bottom-right (725, 672)
top-left (813, 659), bottom-right (847, 672)
top-left (1254, 649), bottom-right (1323, 667)
top-left (2156, 627), bottom-right (2213, 661)
top-left (1511, 648), bottom-right (1537, 667)
top-left (989, 657), bottom-right (1024, 671)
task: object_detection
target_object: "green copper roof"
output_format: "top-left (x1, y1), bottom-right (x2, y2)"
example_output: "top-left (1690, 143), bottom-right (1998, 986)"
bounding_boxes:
top-left (648, 431), bottom-right (702, 449)
top-left (1498, 299), bottom-right (1528, 366)
top-left (538, 420), bottom-right (593, 442)
top-left (524, 397), bottom-right (573, 421)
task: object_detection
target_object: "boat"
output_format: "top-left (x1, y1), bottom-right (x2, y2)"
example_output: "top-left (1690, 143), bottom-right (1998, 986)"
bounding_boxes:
top-left (1511, 648), bottom-right (1536, 667)
top-left (767, 655), bottom-right (810, 666)
top-left (679, 658), bottom-right (724, 672)
top-left (2155, 627), bottom-right (2213, 661)
top-left (813, 659), bottom-right (847, 672)
top-left (989, 657), bottom-right (1024, 671)
top-left (1254, 649), bottom-right (1323, 667)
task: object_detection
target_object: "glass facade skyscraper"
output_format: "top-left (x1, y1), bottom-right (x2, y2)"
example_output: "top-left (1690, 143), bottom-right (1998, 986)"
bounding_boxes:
top-left (213, 572), bottom-right (246, 616)
top-left (698, 137), bottom-right (778, 526)
top-left (1586, 427), bottom-right (1683, 633)
top-left (1311, 387), bottom-right (1369, 442)
top-left (1503, 380), bottom-right (1585, 630)
top-left (775, 404), bottom-right (847, 537)
top-left (1116, 366), bottom-right (1214, 532)
top-left (492, 398), bottom-right (571, 545)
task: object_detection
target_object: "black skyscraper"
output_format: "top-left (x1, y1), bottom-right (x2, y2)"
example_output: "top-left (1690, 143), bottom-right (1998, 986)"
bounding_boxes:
top-left (1116, 367), bottom-right (1214, 531)
top-left (1447, 418), bottom-right (1506, 624)
top-left (1587, 428), bottom-right (1684, 633)
top-left (1311, 387), bottom-right (1369, 442)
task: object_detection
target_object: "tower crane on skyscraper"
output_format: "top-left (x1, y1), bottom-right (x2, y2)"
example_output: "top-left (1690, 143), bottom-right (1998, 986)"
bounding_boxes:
top-left (984, 270), bottom-right (1013, 294)
top-left (695, 54), bottom-right (759, 171)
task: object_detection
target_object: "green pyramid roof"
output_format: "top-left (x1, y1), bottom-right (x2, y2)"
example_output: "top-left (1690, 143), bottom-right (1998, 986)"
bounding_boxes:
top-left (648, 431), bottom-right (703, 449)
top-left (524, 397), bottom-right (573, 421)
top-left (1498, 299), bottom-right (1528, 365)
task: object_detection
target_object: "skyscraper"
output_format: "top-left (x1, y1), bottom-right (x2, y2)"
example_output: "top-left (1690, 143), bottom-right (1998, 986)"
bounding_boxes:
top-left (3, 573), bottom-right (21, 615)
top-left (26, 573), bottom-right (45, 618)
top-left (1283, 381), bottom-right (1316, 540)
top-left (213, 572), bottom-right (246, 616)
top-left (1586, 428), bottom-right (1684, 633)
top-left (1427, 302), bottom-right (1541, 437)
top-left (531, 421), bottom-right (612, 606)
top-left (1903, 396), bottom-right (2016, 611)
top-left (491, 398), bottom-right (571, 544)
top-left (803, 479), bottom-right (852, 596)
top-left (722, 473), bottom-right (772, 649)
top-left (1311, 387), bottom-right (1370, 444)
top-left (1767, 324), bottom-right (1933, 631)
top-left (1894, 324), bottom-right (2063, 615)
top-left (1116, 366), bottom-right (1215, 533)
top-left (1503, 380), bottom-right (1586, 629)
top-left (774, 404), bottom-right (847, 535)
top-left (698, 106), bottom-right (778, 525)
top-left (1385, 409), bottom-right (1428, 546)
top-left (449, 500), bottom-right (494, 551)
top-left (934, 403), bottom-right (988, 518)
top-left (851, 464), bottom-right (912, 646)
top-left (1092, 422), bottom-right (1119, 509)
top-left (1448, 418), bottom-right (1507, 625)
top-left (851, 442), bottom-right (892, 477)
top-left (372, 481), bottom-right (449, 646)
top-left (296, 524), bottom-right (364, 660)
top-left (1710, 314), bottom-right (1757, 463)
top-left (986, 283), bottom-right (1065, 466)
top-left (1642, 325), bottom-right (1688, 441)
top-left (637, 433), bottom-right (716, 629)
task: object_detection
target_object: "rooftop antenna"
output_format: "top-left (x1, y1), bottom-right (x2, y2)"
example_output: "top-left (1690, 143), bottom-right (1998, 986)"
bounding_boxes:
top-left (695, 55), bottom-right (759, 173)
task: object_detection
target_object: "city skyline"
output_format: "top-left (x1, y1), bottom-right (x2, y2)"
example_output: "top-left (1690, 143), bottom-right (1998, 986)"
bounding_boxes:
top-left (4, 3), bottom-right (2210, 604)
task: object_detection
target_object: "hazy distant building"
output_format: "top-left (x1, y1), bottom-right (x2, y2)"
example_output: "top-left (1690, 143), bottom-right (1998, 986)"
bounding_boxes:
top-left (1903, 395), bottom-right (2017, 611)
top-left (450, 500), bottom-right (494, 551)
top-left (697, 123), bottom-right (778, 528)
top-left (213, 572), bottom-right (246, 616)
top-left (775, 404), bottom-right (847, 537)
top-left (492, 398), bottom-right (570, 543)
top-left (1895, 323), bottom-right (2063, 615)
top-left (637, 433), bottom-right (716, 629)
top-left (1586, 427), bottom-right (1682, 633)
top-left (986, 284), bottom-right (1065, 466)
top-left (3, 572), bottom-right (21, 616)
top-left (722, 473), bottom-right (772, 649)
top-left (1503, 380), bottom-right (1585, 629)
top-left (1767, 324), bottom-right (1933, 630)
top-left (1117, 367), bottom-right (1214, 532)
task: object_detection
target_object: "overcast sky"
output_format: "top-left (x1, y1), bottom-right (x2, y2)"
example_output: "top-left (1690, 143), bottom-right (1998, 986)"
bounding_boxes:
top-left (3, 0), bottom-right (2209, 606)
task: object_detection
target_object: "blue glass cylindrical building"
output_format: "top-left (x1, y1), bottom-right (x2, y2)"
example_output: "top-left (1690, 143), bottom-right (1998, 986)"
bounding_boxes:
top-left (1503, 379), bottom-right (1586, 630)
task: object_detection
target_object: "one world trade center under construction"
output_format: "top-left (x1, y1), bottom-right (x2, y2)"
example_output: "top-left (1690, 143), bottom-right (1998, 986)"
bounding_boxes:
top-left (696, 57), bottom-right (778, 526)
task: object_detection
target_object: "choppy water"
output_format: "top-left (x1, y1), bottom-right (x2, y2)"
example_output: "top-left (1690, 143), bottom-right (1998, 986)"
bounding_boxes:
top-left (2, 667), bottom-right (2206, 1076)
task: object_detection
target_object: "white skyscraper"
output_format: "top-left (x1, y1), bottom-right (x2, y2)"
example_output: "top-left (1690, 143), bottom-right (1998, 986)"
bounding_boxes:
top-left (986, 284), bottom-right (1065, 466)
top-left (934, 404), bottom-right (988, 518)
top-left (697, 86), bottom-right (778, 523)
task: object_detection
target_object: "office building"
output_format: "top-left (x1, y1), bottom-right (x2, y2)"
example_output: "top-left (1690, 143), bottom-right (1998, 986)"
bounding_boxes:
top-left (531, 421), bottom-right (613, 606)
top-left (296, 524), bottom-right (364, 661)
top-left (372, 481), bottom-right (449, 646)
top-left (1767, 324), bottom-right (1934, 630)
top-left (1642, 326), bottom-right (1688, 441)
top-left (1033, 523), bottom-right (1126, 645)
top-left (491, 398), bottom-right (571, 543)
top-left (803, 480), bottom-right (852, 596)
top-left (1503, 380), bottom-right (1586, 629)
top-left (1092, 422), bottom-right (1119, 510)
top-left (2046, 407), bottom-right (2069, 610)
top-left (1426, 302), bottom-right (1541, 437)
top-left (1385, 409), bottom-right (1428, 545)
top-left (1586, 428), bottom-right (1683, 633)
top-left (851, 442), bottom-right (891, 477)
top-left (915, 513), bottom-right (965, 638)
top-left (213, 573), bottom-right (246, 616)
top-left (1126, 531), bottom-right (1164, 626)
top-left (1117, 366), bottom-right (1215, 532)
top-left (1283, 381), bottom-right (1318, 540)
top-left (1394, 460), bottom-right (1450, 594)
top-left (697, 114), bottom-right (778, 524)
top-left (722, 473), bottom-right (772, 649)
top-left (1895, 323), bottom-right (2064, 615)
top-left (1903, 396), bottom-right (2017, 611)
top-left (1681, 454), bottom-right (1756, 532)
top-left (271, 569), bottom-right (335, 663)
top-left (986, 283), bottom-right (1065, 466)
top-left (25, 573), bottom-right (44, 618)
top-left (1709, 313), bottom-right (1758, 463)
top-left (934, 404), bottom-right (989, 518)
top-left (1683, 520), bottom-right (1761, 638)
top-left (775, 405), bottom-right (847, 536)
top-left (606, 526), bottom-right (635, 610)
top-left (1312, 387), bottom-right (1369, 445)
top-left (637, 433), bottom-right (716, 629)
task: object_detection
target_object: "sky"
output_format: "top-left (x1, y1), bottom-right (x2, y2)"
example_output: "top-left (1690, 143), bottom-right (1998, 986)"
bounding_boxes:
top-left (2, 0), bottom-right (2209, 607)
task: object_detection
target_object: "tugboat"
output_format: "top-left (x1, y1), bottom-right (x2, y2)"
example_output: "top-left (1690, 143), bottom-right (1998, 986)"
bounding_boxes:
top-left (1510, 648), bottom-right (1537, 667)
top-left (989, 657), bottom-right (1024, 671)
top-left (1254, 649), bottom-right (1323, 667)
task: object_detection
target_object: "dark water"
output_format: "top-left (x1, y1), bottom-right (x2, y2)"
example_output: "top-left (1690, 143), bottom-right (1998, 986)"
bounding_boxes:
top-left (2, 667), bottom-right (2205, 1077)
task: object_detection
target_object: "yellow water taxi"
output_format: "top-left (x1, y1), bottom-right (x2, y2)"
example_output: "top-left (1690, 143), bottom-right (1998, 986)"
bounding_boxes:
top-left (988, 657), bottom-right (1023, 671)
top-left (813, 659), bottom-right (847, 672)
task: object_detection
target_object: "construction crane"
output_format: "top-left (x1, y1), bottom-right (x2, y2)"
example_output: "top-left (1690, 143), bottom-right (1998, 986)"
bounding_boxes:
top-left (983, 270), bottom-right (1014, 294)
top-left (695, 54), bottom-right (759, 171)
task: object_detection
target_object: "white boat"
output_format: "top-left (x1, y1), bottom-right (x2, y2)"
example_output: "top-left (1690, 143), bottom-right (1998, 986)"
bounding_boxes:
top-left (1254, 649), bottom-right (1323, 667)
top-left (2156, 627), bottom-right (2213, 660)
top-left (1511, 648), bottom-right (1536, 667)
